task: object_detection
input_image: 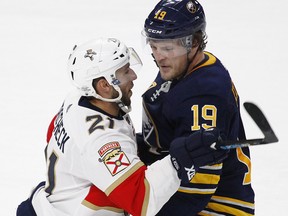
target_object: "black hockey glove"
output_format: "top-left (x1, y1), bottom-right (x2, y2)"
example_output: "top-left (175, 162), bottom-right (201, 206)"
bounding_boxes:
top-left (169, 128), bottom-right (228, 184)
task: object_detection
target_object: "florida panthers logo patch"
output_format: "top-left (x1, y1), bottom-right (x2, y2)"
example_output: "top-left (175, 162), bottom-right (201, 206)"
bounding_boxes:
top-left (98, 142), bottom-right (131, 176)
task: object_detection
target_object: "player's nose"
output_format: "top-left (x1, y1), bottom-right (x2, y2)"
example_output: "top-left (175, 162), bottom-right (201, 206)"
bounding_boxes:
top-left (129, 68), bottom-right (137, 81)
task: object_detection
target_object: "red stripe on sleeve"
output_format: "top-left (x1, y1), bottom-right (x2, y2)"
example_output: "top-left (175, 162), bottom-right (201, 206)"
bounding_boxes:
top-left (46, 115), bottom-right (57, 143)
top-left (108, 165), bottom-right (148, 216)
top-left (85, 185), bottom-right (120, 208)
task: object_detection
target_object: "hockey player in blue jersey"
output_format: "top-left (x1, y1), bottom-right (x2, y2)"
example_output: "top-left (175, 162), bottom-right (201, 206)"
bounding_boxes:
top-left (138, 0), bottom-right (255, 215)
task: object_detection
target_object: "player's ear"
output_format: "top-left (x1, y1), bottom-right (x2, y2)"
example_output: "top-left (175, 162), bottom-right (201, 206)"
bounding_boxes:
top-left (192, 37), bottom-right (200, 48)
top-left (93, 77), bottom-right (111, 94)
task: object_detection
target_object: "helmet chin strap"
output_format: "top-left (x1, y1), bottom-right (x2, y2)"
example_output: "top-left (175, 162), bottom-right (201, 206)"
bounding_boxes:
top-left (116, 101), bottom-right (131, 113)
top-left (93, 90), bottom-right (122, 103)
top-left (92, 85), bottom-right (131, 113)
top-left (112, 85), bottom-right (132, 113)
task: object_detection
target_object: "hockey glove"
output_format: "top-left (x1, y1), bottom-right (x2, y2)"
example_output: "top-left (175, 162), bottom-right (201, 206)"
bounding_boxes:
top-left (169, 128), bottom-right (228, 184)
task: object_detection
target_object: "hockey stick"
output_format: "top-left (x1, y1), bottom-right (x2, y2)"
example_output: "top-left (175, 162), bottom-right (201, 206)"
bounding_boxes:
top-left (217, 102), bottom-right (278, 150)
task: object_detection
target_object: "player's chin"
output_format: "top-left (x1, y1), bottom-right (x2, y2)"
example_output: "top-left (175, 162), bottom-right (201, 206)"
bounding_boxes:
top-left (128, 89), bottom-right (133, 97)
top-left (122, 97), bottom-right (131, 107)
top-left (160, 69), bottom-right (173, 80)
top-left (122, 91), bottom-right (132, 103)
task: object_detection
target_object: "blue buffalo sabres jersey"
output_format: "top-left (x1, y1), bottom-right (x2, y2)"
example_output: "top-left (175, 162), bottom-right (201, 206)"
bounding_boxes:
top-left (140, 52), bottom-right (255, 215)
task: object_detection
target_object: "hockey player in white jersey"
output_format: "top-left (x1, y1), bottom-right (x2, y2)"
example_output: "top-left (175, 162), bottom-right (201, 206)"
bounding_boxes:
top-left (17, 37), bottom-right (227, 216)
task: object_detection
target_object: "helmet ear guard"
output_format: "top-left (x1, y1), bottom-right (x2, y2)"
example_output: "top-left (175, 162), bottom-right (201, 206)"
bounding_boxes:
top-left (180, 35), bottom-right (193, 51)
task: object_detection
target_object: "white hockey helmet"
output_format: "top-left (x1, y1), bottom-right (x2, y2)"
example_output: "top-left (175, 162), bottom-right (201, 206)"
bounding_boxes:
top-left (67, 37), bottom-right (142, 112)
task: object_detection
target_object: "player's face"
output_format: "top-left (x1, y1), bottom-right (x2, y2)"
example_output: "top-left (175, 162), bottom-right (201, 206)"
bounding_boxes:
top-left (114, 63), bottom-right (137, 106)
top-left (149, 40), bottom-right (188, 81)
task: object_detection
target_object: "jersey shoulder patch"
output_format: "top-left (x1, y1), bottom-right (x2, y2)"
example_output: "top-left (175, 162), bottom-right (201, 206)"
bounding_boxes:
top-left (98, 142), bottom-right (131, 176)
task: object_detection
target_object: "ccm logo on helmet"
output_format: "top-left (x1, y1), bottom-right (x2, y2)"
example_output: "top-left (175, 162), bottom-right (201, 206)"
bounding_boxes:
top-left (147, 28), bottom-right (162, 34)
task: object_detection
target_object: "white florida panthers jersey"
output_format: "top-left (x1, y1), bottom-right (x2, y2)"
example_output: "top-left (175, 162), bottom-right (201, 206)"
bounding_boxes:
top-left (32, 91), bottom-right (180, 216)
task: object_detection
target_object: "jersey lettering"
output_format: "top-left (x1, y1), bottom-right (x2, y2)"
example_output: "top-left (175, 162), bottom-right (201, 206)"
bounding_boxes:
top-left (150, 81), bottom-right (171, 101)
top-left (53, 106), bottom-right (70, 153)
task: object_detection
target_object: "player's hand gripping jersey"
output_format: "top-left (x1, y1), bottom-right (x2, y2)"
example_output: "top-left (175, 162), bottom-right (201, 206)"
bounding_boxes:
top-left (140, 52), bottom-right (255, 215)
top-left (32, 91), bottom-right (181, 216)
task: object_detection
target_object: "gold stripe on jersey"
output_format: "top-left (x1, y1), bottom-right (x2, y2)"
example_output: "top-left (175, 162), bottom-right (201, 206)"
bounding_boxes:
top-left (189, 163), bottom-right (222, 184)
top-left (141, 179), bottom-right (150, 216)
top-left (186, 51), bottom-right (217, 77)
top-left (82, 200), bottom-right (124, 213)
top-left (200, 202), bottom-right (254, 216)
top-left (178, 163), bottom-right (222, 195)
top-left (105, 161), bottom-right (145, 196)
top-left (211, 195), bottom-right (254, 210)
top-left (147, 81), bottom-right (157, 91)
top-left (178, 186), bottom-right (217, 195)
top-left (190, 172), bottom-right (220, 185)
top-left (231, 81), bottom-right (239, 105)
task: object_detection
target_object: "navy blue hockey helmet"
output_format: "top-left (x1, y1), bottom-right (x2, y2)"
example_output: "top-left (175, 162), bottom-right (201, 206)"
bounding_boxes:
top-left (143, 0), bottom-right (206, 40)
